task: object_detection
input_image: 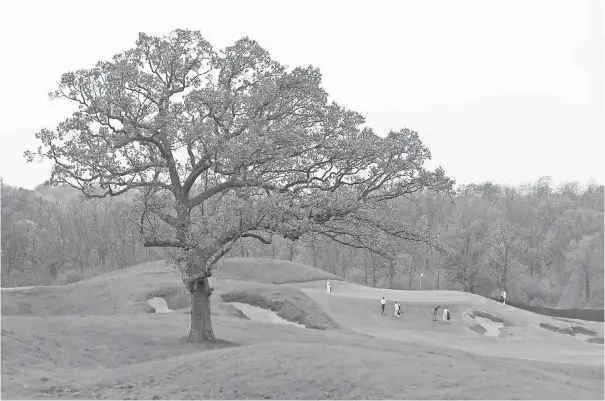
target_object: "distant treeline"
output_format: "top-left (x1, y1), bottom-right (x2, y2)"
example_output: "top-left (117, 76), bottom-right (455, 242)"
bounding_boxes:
top-left (2, 177), bottom-right (604, 311)
top-left (230, 177), bottom-right (604, 310)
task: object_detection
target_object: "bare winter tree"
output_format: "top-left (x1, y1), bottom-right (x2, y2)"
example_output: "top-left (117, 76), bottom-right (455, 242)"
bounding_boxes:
top-left (485, 218), bottom-right (527, 291)
top-left (26, 29), bottom-right (453, 342)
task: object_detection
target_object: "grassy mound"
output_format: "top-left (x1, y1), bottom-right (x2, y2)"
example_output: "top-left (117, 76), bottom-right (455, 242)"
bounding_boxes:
top-left (144, 288), bottom-right (191, 313)
top-left (220, 287), bottom-right (340, 330)
top-left (3, 311), bottom-right (604, 400)
top-left (1, 258), bottom-right (339, 317)
top-left (3, 258), bottom-right (604, 400)
top-left (1, 261), bottom-right (185, 317)
top-left (213, 258), bottom-right (340, 284)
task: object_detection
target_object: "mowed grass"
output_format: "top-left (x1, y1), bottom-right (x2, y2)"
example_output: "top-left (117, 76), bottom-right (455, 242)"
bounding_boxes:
top-left (213, 257), bottom-right (340, 284)
top-left (296, 282), bottom-right (605, 366)
top-left (2, 258), bottom-right (604, 399)
top-left (216, 281), bottom-right (340, 330)
top-left (3, 313), bottom-right (604, 400)
top-left (1, 261), bottom-right (185, 316)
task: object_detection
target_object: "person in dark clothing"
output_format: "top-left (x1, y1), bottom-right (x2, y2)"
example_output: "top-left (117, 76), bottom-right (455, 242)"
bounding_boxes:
top-left (433, 305), bottom-right (440, 321)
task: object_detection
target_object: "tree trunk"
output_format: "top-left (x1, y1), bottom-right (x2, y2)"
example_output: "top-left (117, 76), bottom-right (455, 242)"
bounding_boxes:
top-left (436, 252), bottom-right (440, 290)
top-left (388, 260), bottom-right (395, 289)
top-left (188, 278), bottom-right (216, 342)
top-left (311, 245), bottom-right (318, 267)
top-left (130, 237), bottom-right (136, 265)
top-left (372, 262), bottom-right (377, 287)
top-left (424, 244), bottom-right (429, 285)
top-left (585, 266), bottom-right (591, 302)
top-left (408, 248), bottom-right (417, 290)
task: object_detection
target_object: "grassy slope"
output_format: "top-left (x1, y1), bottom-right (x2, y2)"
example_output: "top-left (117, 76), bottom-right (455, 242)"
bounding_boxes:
top-left (2, 258), bottom-right (604, 400)
top-left (1, 259), bottom-right (339, 329)
top-left (1, 261), bottom-right (185, 316)
top-left (288, 280), bottom-right (604, 365)
top-left (3, 313), bottom-right (604, 400)
top-left (213, 257), bottom-right (341, 284)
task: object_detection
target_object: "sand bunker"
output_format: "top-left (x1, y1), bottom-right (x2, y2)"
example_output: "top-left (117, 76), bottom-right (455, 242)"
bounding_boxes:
top-left (464, 310), bottom-right (508, 337)
top-left (147, 297), bottom-right (173, 314)
top-left (474, 316), bottom-right (504, 337)
top-left (229, 302), bottom-right (306, 328)
top-left (539, 323), bottom-right (602, 344)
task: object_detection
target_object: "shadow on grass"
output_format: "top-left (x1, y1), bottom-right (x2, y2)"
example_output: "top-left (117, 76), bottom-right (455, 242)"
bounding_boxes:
top-left (176, 337), bottom-right (242, 349)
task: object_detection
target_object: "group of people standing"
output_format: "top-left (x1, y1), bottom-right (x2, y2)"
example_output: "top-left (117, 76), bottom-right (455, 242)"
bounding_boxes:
top-left (380, 297), bottom-right (451, 322)
top-left (327, 280), bottom-right (506, 323)
top-left (329, 280), bottom-right (454, 323)
top-left (380, 298), bottom-right (402, 317)
top-left (432, 305), bottom-right (450, 322)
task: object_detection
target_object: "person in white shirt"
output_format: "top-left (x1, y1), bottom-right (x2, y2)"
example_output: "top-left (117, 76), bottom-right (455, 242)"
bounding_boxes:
top-left (394, 302), bottom-right (400, 317)
top-left (327, 279), bottom-right (331, 293)
top-left (381, 297), bottom-right (386, 314)
top-left (443, 308), bottom-right (450, 322)
top-left (500, 290), bottom-right (507, 306)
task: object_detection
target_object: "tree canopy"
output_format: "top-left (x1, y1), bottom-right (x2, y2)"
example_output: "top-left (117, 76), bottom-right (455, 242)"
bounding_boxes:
top-left (26, 29), bottom-right (454, 341)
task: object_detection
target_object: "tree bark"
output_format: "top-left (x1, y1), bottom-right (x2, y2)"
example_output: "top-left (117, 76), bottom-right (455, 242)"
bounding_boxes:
top-left (407, 247), bottom-right (417, 290)
top-left (584, 264), bottom-right (591, 302)
top-left (188, 278), bottom-right (216, 342)
top-left (436, 251), bottom-right (440, 290)
top-left (388, 260), bottom-right (395, 289)
top-left (372, 261), bottom-right (377, 287)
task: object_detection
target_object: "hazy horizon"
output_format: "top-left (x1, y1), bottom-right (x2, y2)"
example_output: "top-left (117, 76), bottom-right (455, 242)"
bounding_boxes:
top-left (1, 0), bottom-right (603, 191)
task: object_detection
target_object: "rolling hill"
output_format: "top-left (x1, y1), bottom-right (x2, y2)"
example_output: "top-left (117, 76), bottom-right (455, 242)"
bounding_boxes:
top-left (2, 258), bottom-right (603, 399)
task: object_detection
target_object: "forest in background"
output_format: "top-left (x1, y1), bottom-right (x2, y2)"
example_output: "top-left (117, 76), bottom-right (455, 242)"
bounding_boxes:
top-left (1, 176), bottom-right (603, 309)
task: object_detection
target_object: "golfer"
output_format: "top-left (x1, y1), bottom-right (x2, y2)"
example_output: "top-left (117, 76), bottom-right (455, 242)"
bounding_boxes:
top-left (394, 302), bottom-right (400, 318)
top-left (443, 308), bottom-right (450, 323)
top-left (433, 305), bottom-right (440, 321)
top-left (327, 279), bottom-right (331, 293)
top-left (500, 290), bottom-right (507, 306)
top-left (381, 297), bottom-right (386, 314)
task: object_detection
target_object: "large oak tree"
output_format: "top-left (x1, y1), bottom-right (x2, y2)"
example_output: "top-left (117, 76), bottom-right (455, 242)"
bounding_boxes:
top-left (27, 30), bottom-right (454, 342)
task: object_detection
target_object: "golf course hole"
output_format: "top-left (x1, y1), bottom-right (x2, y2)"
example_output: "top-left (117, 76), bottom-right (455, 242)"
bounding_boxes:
top-left (229, 302), bottom-right (306, 328)
top-left (464, 310), bottom-right (510, 337)
top-left (539, 323), bottom-right (601, 343)
top-left (147, 297), bottom-right (173, 314)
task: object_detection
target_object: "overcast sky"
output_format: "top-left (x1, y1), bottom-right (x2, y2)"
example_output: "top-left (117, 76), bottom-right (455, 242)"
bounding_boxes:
top-left (0, 0), bottom-right (603, 190)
